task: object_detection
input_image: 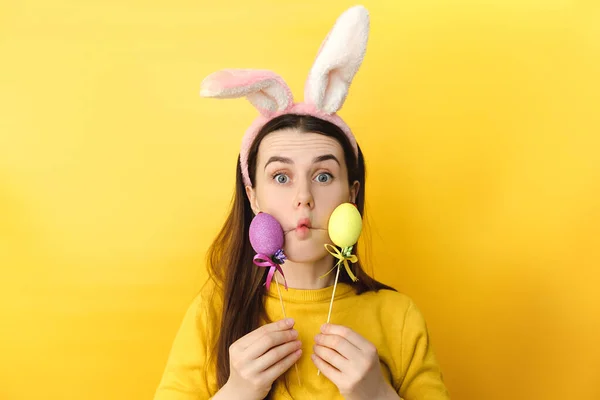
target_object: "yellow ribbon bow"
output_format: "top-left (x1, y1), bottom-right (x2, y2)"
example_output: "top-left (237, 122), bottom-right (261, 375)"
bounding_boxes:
top-left (321, 244), bottom-right (359, 282)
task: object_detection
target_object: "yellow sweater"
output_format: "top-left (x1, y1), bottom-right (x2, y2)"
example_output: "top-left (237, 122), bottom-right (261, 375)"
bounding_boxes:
top-left (154, 279), bottom-right (450, 399)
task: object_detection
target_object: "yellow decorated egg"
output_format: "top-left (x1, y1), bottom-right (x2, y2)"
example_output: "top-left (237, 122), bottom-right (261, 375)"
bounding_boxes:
top-left (328, 203), bottom-right (362, 248)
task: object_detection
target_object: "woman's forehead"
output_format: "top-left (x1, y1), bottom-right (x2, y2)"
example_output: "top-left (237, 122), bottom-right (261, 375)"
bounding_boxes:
top-left (257, 129), bottom-right (344, 161)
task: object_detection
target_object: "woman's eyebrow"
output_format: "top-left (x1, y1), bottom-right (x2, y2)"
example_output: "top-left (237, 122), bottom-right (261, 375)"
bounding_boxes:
top-left (264, 154), bottom-right (340, 170)
top-left (264, 156), bottom-right (293, 170)
top-left (313, 154), bottom-right (340, 166)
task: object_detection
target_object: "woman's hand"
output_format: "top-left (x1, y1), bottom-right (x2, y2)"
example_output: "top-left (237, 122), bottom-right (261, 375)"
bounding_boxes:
top-left (220, 318), bottom-right (302, 400)
top-left (311, 324), bottom-right (399, 400)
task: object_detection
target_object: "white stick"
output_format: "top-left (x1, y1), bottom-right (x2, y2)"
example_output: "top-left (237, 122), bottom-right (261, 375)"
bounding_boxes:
top-left (317, 264), bottom-right (341, 376)
top-left (326, 265), bottom-right (341, 325)
top-left (275, 274), bottom-right (302, 387)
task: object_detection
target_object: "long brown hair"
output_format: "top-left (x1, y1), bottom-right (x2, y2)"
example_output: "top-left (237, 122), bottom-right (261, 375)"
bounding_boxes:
top-left (205, 114), bottom-right (396, 393)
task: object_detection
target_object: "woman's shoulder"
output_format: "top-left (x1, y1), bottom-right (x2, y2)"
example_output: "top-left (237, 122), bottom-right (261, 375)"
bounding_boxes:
top-left (359, 285), bottom-right (414, 308)
top-left (197, 275), bottom-right (221, 301)
top-left (358, 285), bottom-right (427, 323)
top-left (187, 276), bottom-right (224, 321)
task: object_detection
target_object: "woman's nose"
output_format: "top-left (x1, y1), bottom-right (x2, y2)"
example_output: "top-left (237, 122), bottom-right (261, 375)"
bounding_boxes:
top-left (294, 179), bottom-right (314, 209)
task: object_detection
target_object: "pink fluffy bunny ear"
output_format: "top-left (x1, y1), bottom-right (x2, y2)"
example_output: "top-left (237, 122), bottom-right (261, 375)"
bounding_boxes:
top-left (305, 6), bottom-right (369, 114)
top-left (200, 69), bottom-right (294, 117)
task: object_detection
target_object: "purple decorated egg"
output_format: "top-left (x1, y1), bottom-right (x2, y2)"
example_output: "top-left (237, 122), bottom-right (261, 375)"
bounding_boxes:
top-left (249, 212), bottom-right (284, 256)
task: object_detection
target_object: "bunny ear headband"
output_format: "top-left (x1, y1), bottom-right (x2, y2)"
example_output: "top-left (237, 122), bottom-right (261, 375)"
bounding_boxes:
top-left (199, 5), bottom-right (369, 187)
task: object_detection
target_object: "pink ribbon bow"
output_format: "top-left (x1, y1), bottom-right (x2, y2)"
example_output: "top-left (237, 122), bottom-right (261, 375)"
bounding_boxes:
top-left (253, 254), bottom-right (288, 290)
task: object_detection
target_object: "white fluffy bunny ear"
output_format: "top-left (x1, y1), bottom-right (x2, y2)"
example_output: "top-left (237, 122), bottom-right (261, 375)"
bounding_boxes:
top-left (304, 6), bottom-right (369, 114)
top-left (200, 69), bottom-right (293, 116)
top-left (305, 6), bottom-right (370, 114)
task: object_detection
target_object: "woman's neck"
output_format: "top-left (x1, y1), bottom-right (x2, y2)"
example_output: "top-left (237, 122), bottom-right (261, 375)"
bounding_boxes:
top-left (275, 256), bottom-right (336, 289)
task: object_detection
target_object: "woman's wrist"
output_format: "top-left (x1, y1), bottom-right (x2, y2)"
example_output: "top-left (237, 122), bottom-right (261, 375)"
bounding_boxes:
top-left (213, 381), bottom-right (258, 400)
top-left (378, 381), bottom-right (400, 400)
top-left (212, 381), bottom-right (238, 400)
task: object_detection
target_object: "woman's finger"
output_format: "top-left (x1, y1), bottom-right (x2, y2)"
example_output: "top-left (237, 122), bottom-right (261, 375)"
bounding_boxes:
top-left (314, 332), bottom-right (361, 360)
top-left (311, 353), bottom-right (343, 383)
top-left (313, 344), bottom-right (349, 372)
top-left (235, 319), bottom-right (294, 350)
top-left (262, 347), bottom-right (303, 383)
top-left (320, 324), bottom-right (371, 351)
top-left (252, 340), bottom-right (302, 373)
top-left (243, 329), bottom-right (298, 361)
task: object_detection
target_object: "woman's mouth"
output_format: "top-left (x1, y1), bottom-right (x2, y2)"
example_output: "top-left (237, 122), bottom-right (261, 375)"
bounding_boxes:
top-left (282, 218), bottom-right (314, 240)
top-left (296, 218), bottom-right (311, 229)
top-left (294, 218), bottom-right (311, 239)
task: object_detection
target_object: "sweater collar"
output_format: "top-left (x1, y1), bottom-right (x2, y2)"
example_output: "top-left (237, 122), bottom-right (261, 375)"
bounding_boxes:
top-left (265, 282), bottom-right (355, 303)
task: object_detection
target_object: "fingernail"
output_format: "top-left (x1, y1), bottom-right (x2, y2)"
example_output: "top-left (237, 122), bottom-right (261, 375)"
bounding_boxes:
top-left (314, 334), bottom-right (321, 342)
top-left (286, 318), bottom-right (294, 327)
top-left (320, 324), bottom-right (328, 332)
top-left (291, 330), bottom-right (298, 338)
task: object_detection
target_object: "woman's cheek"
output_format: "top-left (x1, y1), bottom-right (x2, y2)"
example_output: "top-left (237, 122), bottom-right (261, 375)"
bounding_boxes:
top-left (258, 189), bottom-right (290, 214)
top-left (321, 188), bottom-right (349, 212)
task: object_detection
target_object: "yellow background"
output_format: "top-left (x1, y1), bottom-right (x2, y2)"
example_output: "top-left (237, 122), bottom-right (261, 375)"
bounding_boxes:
top-left (1, 0), bottom-right (599, 399)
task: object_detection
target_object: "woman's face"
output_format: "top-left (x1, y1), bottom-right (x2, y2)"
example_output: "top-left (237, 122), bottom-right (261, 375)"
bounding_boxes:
top-left (246, 128), bottom-right (359, 263)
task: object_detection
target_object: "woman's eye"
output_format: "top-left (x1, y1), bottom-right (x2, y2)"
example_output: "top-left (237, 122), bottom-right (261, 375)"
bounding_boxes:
top-left (274, 173), bottom-right (289, 184)
top-left (315, 173), bottom-right (332, 183)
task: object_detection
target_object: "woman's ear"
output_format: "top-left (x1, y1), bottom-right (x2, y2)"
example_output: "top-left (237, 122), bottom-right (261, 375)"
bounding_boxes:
top-left (245, 185), bottom-right (260, 215)
top-left (349, 180), bottom-right (360, 204)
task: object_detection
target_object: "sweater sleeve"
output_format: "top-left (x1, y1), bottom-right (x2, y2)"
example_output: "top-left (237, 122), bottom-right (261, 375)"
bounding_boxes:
top-left (153, 291), bottom-right (217, 400)
top-left (396, 301), bottom-right (451, 400)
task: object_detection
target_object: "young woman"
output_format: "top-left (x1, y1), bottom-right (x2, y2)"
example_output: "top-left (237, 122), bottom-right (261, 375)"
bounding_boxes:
top-left (154, 6), bottom-right (450, 400)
